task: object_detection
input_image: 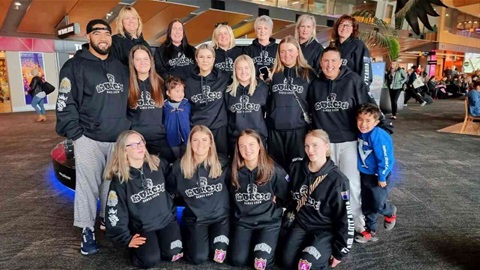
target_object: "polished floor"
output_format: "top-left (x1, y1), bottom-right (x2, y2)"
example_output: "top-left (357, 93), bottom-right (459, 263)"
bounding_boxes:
top-left (0, 98), bottom-right (479, 270)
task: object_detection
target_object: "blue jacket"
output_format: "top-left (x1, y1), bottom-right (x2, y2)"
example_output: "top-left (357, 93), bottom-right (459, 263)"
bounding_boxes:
top-left (163, 99), bottom-right (191, 147)
top-left (357, 126), bottom-right (395, 182)
top-left (468, 90), bottom-right (480, 116)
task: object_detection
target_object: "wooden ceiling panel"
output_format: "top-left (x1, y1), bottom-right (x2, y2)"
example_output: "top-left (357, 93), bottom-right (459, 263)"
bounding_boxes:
top-left (18, 0), bottom-right (78, 34)
top-left (143, 3), bottom-right (198, 44)
top-left (0, 0), bottom-right (13, 30)
top-left (68, 0), bottom-right (119, 36)
top-left (182, 9), bottom-right (252, 45)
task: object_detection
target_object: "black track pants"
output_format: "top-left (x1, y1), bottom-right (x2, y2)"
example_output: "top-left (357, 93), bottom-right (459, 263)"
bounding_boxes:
top-left (268, 128), bottom-right (307, 173)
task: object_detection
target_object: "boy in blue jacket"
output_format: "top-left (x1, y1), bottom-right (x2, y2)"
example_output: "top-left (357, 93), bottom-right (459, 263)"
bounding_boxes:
top-left (355, 103), bottom-right (397, 243)
top-left (163, 77), bottom-right (191, 159)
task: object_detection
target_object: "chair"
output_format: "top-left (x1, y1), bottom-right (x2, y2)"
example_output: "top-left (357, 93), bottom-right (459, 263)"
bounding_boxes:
top-left (460, 97), bottom-right (480, 133)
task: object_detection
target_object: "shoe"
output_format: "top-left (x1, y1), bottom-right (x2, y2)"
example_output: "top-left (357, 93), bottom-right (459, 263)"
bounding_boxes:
top-left (36, 115), bottom-right (43, 122)
top-left (390, 116), bottom-right (397, 120)
top-left (355, 231), bottom-right (378, 244)
top-left (41, 115), bottom-right (47, 121)
top-left (403, 104), bottom-right (408, 107)
top-left (421, 101), bottom-right (427, 106)
top-left (384, 206), bottom-right (397, 231)
top-left (80, 228), bottom-right (99, 255)
top-left (99, 219), bottom-right (106, 232)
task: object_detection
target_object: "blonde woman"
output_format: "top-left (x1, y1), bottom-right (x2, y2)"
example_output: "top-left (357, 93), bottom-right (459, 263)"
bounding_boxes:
top-left (225, 55), bottom-right (268, 154)
top-left (211, 23), bottom-right (242, 76)
top-left (104, 130), bottom-right (183, 268)
top-left (295, 14), bottom-right (323, 72)
top-left (167, 125), bottom-right (230, 265)
top-left (111, 6), bottom-right (150, 66)
top-left (267, 35), bottom-right (315, 172)
top-left (27, 68), bottom-right (46, 122)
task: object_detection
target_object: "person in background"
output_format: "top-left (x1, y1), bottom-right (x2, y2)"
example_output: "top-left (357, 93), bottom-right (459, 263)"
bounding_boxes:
top-left (404, 65), bottom-right (427, 106)
top-left (27, 68), bottom-right (46, 122)
top-left (282, 129), bottom-right (353, 270)
top-left (154, 19), bottom-right (196, 81)
top-left (56, 19), bottom-right (130, 255)
top-left (211, 22), bottom-right (243, 77)
top-left (355, 103), bottom-right (397, 244)
top-left (163, 76), bottom-right (191, 159)
top-left (225, 55), bottom-right (269, 154)
top-left (295, 14), bottom-right (323, 73)
top-left (386, 61), bottom-right (408, 120)
top-left (167, 125), bottom-right (230, 265)
top-left (104, 130), bottom-right (183, 268)
top-left (244, 15), bottom-right (278, 80)
top-left (228, 129), bottom-right (289, 270)
top-left (185, 44), bottom-right (229, 155)
top-left (111, 6), bottom-right (150, 67)
top-left (127, 45), bottom-right (175, 162)
top-left (468, 81), bottom-right (480, 116)
top-left (332, 14), bottom-right (372, 86)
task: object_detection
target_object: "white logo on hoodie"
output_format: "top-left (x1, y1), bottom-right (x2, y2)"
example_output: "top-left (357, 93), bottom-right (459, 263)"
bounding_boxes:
top-left (314, 93), bottom-right (349, 112)
top-left (185, 177), bottom-right (223, 199)
top-left (253, 50), bottom-right (275, 66)
top-left (137, 91), bottom-right (156, 109)
top-left (96, 74), bottom-right (124, 94)
top-left (272, 77), bottom-right (303, 95)
top-left (191, 85), bottom-right (222, 104)
top-left (230, 95), bottom-right (260, 113)
top-left (168, 52), bottom-right (194, 67)
top-left (235, 183), bottom-right (271, 205)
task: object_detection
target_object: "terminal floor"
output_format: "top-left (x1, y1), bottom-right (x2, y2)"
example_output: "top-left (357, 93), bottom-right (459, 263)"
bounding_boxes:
top-left (0, 98), bottom-right (479, 270)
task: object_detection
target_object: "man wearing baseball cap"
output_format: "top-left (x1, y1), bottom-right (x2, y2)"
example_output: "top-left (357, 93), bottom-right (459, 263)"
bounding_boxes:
top-left (56, 19), bottom-right (130, 255)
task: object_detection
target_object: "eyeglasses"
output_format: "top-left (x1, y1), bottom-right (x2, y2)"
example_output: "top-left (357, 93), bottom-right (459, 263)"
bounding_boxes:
top-left (215, 22), bottom-right (228, 28)
top-left (339, 23), bottom-right (353, 29)
top-left (126, 141), bottom-right (145, 149)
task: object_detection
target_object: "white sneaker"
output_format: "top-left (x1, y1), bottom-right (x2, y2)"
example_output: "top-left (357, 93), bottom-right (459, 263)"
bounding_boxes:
top-left (403, 104), bottom-right (408, 107)
top-left (421, 101), bottom-right (427, 106)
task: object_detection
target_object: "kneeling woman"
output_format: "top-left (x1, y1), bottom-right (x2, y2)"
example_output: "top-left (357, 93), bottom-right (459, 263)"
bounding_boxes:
top-left (104, 130), bottom-right (183, 269)
top-left (167, 125), bottom-right (230, 265)
top-left (228, 129), bottom-right (289, 270)
top-left (282, 129), bottom-right (353, 270)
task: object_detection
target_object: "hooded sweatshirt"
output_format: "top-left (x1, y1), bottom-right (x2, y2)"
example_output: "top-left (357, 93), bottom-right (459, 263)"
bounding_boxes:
top-left (225, 80), bottom-right (269, 138)
top-left (300, 39), bottom-right (324, 73)
top-left (308, 67), bottom-right (371, 143)
top-left (229, 164), bottom-right (289, 229)
top-left (338, 37), bottom-right (372, 86)
top-left (167, 157), bottom-right (230, 225)
top-left (154, 44), bottom-right (196, 81)
top-left (358, 126), bottom-right (395, 182)
top-left (244, 38), bottom-right (278, 76)
top-left (289, 158), bottom-right (354, 260)
top-left (105, 159), bottom-right (176, 247)
top-left (267, 67), bottom-right (315, 130)
top-left (214, 46), bottom-right (243, 77)
top-left (56, 44), bottom-right (130, 142)
top-left (185, 68), bottom-right (229, 130)
top-left (127, 77), bottom-right (166, 142)
top-left (163, 98), bottom-right (191, 147)
top-left (111, 32), bottom-right (150, 66)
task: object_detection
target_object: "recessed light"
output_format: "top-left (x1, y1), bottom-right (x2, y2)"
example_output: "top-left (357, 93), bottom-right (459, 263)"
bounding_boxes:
top-left (13, 1), bottom-right (21, 10)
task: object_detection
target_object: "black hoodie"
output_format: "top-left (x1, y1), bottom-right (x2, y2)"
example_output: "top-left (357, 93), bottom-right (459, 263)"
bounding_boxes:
top-left (127, 77), bottom-right (166, 142)
top-left (308, 68), bottom-right (370, 143)
top-left (214, 46), bottom-right (243, 77)
top-left (185, 68), bottom-right (229, 130)
top-left (111, 32), bottom-right (150, 66)
top-left (105, 159), bottom-right (176, 247)
top-left (289, 158), bottom-right (354, 260)
top-left (154, 44), bottom-right (196, 81)
top-left (167, 157), bottom-right (230, 225)
top-left (244, 38), bottom-right (278, 76)
top-left (338, 37), bottom-right (372, 86)
top-left (300, 39), bottom-right (323, 73)
top-left (267, 67), bottom-right (315, 130)
top-left (225, 80), bottom-right (269, 138)
top-left (229, 164), bottom-right (289, 229)
top-left (56, 44), bottom-right (130, 142)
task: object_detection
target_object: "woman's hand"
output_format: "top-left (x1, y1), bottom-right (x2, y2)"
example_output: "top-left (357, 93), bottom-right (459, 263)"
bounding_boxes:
top-left (128, 234), bottom-right (146, 248)
top-left (330, 255), bottom-right (341, 268)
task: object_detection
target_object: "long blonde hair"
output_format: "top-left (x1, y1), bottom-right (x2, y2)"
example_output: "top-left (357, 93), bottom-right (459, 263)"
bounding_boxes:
top-left (271, 36), bottom-right (314, 81)
top-left (227, 55), bottom-right (258, 97)
top-left (115, 6), bottom-right (143, 38)
top-left (294, 14), bottom-right (317, 44)
top-left (104, 130), bottom-right (159, 183)
top-left (211, 24), bottom-right (236, 50)
top-left (180, 125), bottom-right (222, 179)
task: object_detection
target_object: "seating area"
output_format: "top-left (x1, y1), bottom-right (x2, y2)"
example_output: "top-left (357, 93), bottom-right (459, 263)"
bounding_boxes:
top-left (461, 97), bottom-right (480, 134)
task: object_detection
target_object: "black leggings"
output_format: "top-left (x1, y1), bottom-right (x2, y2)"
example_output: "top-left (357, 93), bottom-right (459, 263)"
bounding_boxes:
top-left (404, 87), bottom-right (424, 104)
top-left (388, 88), bottom-right (402, 116)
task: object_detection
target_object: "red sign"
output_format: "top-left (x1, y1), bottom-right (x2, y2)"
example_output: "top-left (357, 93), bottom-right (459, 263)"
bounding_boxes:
top-left (0, 37), bottom-right (55, 52)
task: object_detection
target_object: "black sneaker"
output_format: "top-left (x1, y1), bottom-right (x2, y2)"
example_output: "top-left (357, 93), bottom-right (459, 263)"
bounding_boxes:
top-left (80, 227), bottom-right (99, 255)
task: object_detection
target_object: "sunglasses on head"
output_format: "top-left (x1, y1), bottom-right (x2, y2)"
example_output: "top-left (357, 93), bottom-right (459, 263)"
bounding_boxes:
top-left (215, 22), bottom-right (228, 28)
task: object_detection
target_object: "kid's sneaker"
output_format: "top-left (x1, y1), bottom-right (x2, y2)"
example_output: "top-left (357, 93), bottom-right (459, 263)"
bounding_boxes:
top-left (355, 231), bottom-right (378, 244)
top-left (99, 219), bottom-right (106, 232)
top-left (384, 206), bottom-right (397, 231)
top-left (80, 227), bottom-right (99, 255)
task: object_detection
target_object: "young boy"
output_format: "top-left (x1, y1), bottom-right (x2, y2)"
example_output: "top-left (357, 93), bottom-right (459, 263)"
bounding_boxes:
top-left (163, 76), bottom-right (191, 159)
top-left (355, 103), bottom-right (397, 243)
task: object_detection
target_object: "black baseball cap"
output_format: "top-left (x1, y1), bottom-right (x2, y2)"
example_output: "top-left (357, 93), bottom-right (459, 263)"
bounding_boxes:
top-left (86, 19), bottom-right (112, 34)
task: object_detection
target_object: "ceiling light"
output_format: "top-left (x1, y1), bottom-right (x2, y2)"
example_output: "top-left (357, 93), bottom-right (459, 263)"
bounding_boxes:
top-left (13, 2), bottom-right (21, 10)
top-left (446, 14), bottom-right (449, 16)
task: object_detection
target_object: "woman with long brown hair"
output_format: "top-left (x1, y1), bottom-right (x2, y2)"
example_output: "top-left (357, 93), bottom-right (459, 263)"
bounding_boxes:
top-left (127, 45), bottom-right (174, 162)
top-left (228, 129), bottom-right (289, 270)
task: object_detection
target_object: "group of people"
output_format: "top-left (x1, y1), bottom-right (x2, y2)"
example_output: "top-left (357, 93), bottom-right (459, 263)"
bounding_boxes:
top-left (55, 6), bottom-right (397, 270)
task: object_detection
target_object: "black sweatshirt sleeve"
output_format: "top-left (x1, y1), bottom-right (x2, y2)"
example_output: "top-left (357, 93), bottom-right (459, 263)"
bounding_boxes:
top-left (154, 46), bottom-right (170, 80)
top-left (55, 60), bottom-right (84, 141)
top-left (166, 162), bottom-right (179, 195)
top-left (330, 177), bottom-right (354, 260)
top-left (356, 42), bottom-right (372, 87)
top-left (105, 179), bottom-right (132, 248)
top-left (273, 166), bottom-right (290, 207)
